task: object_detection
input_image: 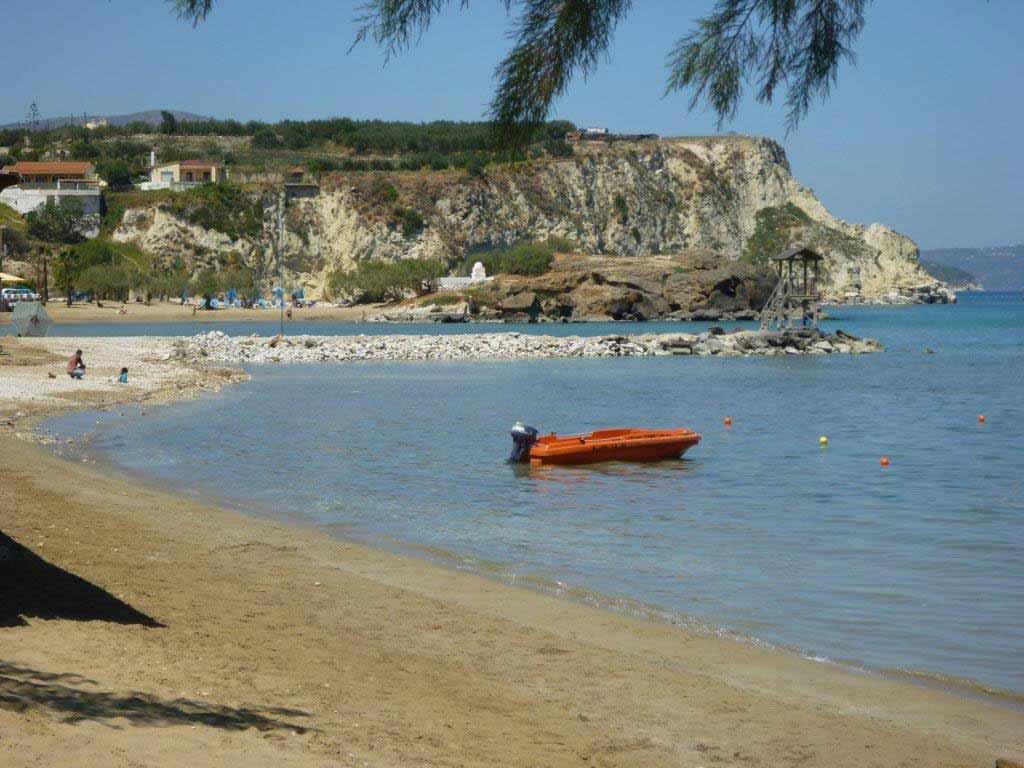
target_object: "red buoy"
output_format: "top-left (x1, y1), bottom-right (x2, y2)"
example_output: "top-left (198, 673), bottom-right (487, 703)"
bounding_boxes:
top-left (978, 414), bottom-right (986, 423)
top-left (723, 417), bottom-right (733, 427)
top-left (880, 456), bottom-right (890, 467)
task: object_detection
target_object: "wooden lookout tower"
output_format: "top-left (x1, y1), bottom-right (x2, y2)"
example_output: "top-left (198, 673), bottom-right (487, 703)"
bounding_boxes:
top-left (759, 246), bottom-right (824, 331)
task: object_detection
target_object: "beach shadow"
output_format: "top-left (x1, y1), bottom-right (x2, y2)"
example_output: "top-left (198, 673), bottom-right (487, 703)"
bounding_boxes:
top-left (0, 661), bottom-right (310, 732)
top-left (0, 531), bottom-right (163, 629)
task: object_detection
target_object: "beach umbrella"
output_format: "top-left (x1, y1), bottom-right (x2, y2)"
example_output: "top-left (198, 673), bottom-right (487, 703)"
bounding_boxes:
top-left (0, 272), bottom-right (28, 283)
top-left (11, 301), bottom-right (53, 337)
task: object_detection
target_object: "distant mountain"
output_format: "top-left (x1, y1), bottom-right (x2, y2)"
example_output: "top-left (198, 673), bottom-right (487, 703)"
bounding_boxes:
top-left (920, 245), bottom-right (1024, 291)
top-left (0, 110), bottom-right (212, 130)
top-left (919, 260), bottom-right (979, 289)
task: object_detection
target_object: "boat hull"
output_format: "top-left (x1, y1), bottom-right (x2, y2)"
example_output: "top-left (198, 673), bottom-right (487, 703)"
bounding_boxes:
top-left (526, 428), bottom-right (701, 466)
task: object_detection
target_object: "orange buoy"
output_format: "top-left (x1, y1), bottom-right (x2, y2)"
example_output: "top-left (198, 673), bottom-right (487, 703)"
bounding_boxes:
top-left (880, 456), bottom-right (890, 467)
top-left (723, 417), bottom-right (733, 427)
top-left (978, 414), bottom-right (986, 423)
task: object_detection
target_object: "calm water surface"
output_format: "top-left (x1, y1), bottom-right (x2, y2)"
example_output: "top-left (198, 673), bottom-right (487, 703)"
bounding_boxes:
top-left (44, 293), bottom-right (1024, 698)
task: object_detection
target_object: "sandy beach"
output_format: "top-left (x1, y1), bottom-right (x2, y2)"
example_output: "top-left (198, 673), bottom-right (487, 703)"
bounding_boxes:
top-left (2, 336), bottom-right (1022, 767)
top-left (32, 301), bottom-right (374, 326)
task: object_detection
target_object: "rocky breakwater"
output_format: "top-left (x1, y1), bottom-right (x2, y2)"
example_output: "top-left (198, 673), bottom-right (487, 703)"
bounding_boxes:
top-left (172, 328), bottom-right (882, 364)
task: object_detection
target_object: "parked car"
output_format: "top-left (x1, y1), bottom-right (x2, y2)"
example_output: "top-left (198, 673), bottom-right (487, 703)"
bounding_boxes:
top-left (1, 287), bottom-right (39, 303)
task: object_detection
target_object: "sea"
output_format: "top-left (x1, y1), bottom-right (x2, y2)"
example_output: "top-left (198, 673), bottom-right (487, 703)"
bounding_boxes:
top-left (38, 292), bottom-right (1024, 702)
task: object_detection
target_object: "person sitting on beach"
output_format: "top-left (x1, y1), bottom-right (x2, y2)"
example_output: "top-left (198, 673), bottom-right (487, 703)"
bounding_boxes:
top-left (116, 367), bottom-right (129, 384)
top-left (67, 350), bottom-right (86, 380)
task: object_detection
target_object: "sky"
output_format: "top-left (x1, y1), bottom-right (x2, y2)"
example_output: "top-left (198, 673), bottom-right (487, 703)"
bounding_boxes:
top-left (2, 0), bottom-right (1021, 249)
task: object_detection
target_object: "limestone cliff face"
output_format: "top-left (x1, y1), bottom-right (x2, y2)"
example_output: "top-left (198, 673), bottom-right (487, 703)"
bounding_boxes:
top-left (113, 136), bottom-right (944, 302)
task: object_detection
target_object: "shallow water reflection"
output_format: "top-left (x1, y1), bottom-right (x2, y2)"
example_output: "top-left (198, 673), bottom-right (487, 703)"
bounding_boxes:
top-left (43, 294), bottom-right (1024, 698)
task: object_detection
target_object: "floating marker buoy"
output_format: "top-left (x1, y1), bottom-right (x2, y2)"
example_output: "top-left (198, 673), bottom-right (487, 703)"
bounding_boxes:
top-left (880, 456), bottom-right (890, 467)
top-left (723, 417), bottom-right (733, 427)
top-left (978, 414), bottom-right (986, 423)
top-left (819, 436), bottom-right (829, 446)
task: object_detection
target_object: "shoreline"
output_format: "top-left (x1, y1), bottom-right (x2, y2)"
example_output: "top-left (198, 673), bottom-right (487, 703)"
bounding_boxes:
top-left (3, 292), bottom-right (980, 331)
top-left (45, 408), bottom-right (1024, 715)
top-left (3, 336), bottom-right (1022, 766)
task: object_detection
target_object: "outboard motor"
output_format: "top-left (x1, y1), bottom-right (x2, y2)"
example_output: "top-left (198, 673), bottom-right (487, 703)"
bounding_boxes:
top-left (508, 421), bottom-right (539, 462)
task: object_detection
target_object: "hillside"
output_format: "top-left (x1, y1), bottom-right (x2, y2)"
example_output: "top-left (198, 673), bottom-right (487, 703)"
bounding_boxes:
top-left (920, 245), bottom-right (1023, 291)
top-left (0, 110), bottom-right (210, 130)
top-left (110, 135), bottom-right (951, 311)
top-left (919, 259), bottom-right (980, 289)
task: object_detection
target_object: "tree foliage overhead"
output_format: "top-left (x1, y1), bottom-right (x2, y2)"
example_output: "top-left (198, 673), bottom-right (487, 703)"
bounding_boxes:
top-left (666, 0), bottom-right (867, 130)
top-left (171, 0), bottom-right (869, 142)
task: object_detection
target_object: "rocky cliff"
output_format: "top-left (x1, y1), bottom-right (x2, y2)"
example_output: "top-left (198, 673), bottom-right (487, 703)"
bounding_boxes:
top-left (113, 135), bottom-right (950, 304)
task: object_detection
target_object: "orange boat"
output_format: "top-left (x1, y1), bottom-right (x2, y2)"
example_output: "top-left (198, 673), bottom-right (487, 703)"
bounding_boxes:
top-left (509, 423), bottom-right (701, 466)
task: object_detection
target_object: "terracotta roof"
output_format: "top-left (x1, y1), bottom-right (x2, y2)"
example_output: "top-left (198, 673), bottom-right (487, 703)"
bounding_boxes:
top-left (3, 161), bottom-right (94, 175)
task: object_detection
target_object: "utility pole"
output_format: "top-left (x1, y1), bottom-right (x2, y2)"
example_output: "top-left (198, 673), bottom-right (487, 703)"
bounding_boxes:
top-left (277, 187), bottom-right (286, 336)
top-left (39, 249), bottom-right (49, 304)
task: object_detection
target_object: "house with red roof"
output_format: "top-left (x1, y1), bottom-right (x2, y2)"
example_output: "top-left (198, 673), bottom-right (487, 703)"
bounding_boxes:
top-left (149, 160), bottom-right (224, 186)
top-left (0, 161), bottom-right (97, 184)
top-left (0, 161), bottom-right (102, 228)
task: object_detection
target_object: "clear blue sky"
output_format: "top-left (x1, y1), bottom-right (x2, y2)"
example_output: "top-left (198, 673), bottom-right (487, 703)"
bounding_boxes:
top-left (3, 0), bottom-right (1021, 249)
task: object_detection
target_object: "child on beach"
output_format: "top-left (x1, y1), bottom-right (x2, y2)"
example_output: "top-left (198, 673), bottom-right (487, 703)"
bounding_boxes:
top-left (117, 367), bottom-right (129, 384)
top-left (66, 350), bottom-right (86, 380)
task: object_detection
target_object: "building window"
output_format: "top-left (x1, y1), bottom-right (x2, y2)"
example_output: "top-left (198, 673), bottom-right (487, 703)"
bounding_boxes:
top-left (160, 170), bottom-right (173, 182)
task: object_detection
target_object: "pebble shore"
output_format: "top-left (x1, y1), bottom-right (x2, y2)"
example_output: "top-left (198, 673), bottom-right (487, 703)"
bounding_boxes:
top-left (173, 328), bottom-right (883, 364)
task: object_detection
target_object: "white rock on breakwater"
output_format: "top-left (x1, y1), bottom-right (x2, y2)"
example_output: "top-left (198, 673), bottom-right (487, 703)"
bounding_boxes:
top-left (172, 328), bottom-right (882, 364)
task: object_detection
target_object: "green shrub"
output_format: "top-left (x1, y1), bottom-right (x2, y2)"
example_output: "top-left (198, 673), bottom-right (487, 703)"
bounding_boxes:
top-left (545, 235), bottom-right (576, 253)
top-left (741, 202), bottom-right (812, 266)
top-left (396, 206), bottom-right (425, 238)
top-left (101, 189), bottom-right (174, 235)
top-left (165, 183), bottom-right (264, 240)
top-left (26, 198), bottom-right (90, 244)
top-left (329, 258), bottom-right (445, 303)
top-left (464, 156), bottom-right (487, 178)
top-left (52, 238), bottom-right (156, 302)
top-left (68, 140), bottom-right (101, 160)
top-left (366, 178), bottom-right (400, 206)
top-left (78, 263), bottom-right (130, 302)
top-left (544, 138), bottom-right (573, 157)
top-left (464, 237), bottom-right (567, 277)
top-left (252, 129), bottom-right (282, 149)
top-left (0, 203), bottom-right (26, 233)
top-left (96, 158), bottom-right (133, 189)
top-left (613, 193), bottom-right (628, 221)
top-left (419, 292), bottom-right (465, 306)
top-left (306, 156), bottom-right (344, 175)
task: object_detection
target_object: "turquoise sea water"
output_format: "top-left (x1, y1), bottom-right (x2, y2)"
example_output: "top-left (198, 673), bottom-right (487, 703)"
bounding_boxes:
top-left (43, 293), bottom-right (1024, 700)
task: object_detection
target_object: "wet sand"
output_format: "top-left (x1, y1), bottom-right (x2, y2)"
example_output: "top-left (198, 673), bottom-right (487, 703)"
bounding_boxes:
top-left (1, 340), bottom-right (1022, 767)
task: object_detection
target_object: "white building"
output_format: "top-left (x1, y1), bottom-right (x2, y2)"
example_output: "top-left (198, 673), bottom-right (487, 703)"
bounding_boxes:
top-left (139, 160), bottom-right (225, 191)
top-left (0, 183), bottom-right (102, 218)
top-left (435, 261), bottom-right (492, 291)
